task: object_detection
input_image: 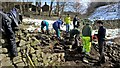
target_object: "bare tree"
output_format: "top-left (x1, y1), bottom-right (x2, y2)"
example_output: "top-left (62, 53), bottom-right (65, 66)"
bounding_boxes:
top-left (56, 1), bottom-right (59, 16)
top-left (60, 2), bottom-right (66, 14)
top-left (38, 2), bottom-right (41, 15)
top-left (65, 2), bottom-right (82, 13)
top-left (49, 0), bottom-right (54, 17)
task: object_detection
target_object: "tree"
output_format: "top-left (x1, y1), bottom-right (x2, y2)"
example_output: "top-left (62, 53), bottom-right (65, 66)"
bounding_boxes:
top-left (49, 0), bottom-right (54, 17)
top-left (56, 1), bottom-right (59, 16)
top-left (60, 2), bottom-right (66, 14)
top-left (65, 2), bottom-right (82, 13)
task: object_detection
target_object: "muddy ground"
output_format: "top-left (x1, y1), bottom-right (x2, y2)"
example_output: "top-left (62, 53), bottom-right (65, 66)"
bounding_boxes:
top-left (0, 22), bottom-right (120, 68)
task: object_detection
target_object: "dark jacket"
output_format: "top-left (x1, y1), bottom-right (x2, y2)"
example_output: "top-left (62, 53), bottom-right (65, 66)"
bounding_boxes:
top-left (82, 24), bottom-right (92, 37)
top-left (0, 11), bottom-right (18, 57)
top-left (98, 26), bottom-right (106, 41)
top-left (73, 17), bottom-right (78, 25)
top-left (7, 12), bottom-right (19, 28)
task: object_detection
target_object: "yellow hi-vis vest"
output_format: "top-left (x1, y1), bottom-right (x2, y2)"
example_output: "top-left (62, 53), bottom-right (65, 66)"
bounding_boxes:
top-left (64, 16), bottom-right (71, 24)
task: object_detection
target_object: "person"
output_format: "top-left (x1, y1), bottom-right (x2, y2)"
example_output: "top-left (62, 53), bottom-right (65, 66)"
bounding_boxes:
top-left (70, 24), bottom-right (80, 39)
top-left (53, 17), bottom-right (63, 39)
top-left (64, 14), bottom-right (71, 33)
top-left (0, 9), bottom-right (18, 58)
top-left (7, 8), bottom-right (20, 32)
top-left (41, 20), bottom-right (49, 34)
top-left (69, 27), bottom-right (80, 49)
top-left (82, 20), bottom-right (92, 63)
top-left (96, 20), bottom-right (106, 65)
top-left (73, 15), bottom-right (79, 28)
top-left (19, 13), bottom-right (23, 23)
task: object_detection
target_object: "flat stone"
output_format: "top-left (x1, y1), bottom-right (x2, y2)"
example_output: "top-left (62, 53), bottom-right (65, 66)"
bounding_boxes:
top-left (0, 48), bottom-right (3, 53)
top-left (30, 47), bottom-right (35, 54)
top-left (2, 48), bottom-right (8, 54)
top-left (13, 56), bottom-right (23, 64)
top-left (18, 52), bottom-right (22, 57)
top-left (20, 45), bottom-right (27, 50)
top-left (17, 47), bottom-right (21, 52)
top-left (0, 54), bottom-right (6, 61)
top-left (1, 39), bottom-right (5, 44)
top-left (1, 57), bottom-right (12, 66)
top-left (19, 40), bottom-right (26, 47)
top-left (16, 62), bottom-right (25, 66)
top-left (36, 50), bottom-right (41, 58)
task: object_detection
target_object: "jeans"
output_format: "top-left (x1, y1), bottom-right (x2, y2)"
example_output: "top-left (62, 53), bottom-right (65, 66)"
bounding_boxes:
top-left (53, 25), bottom-right (60, 38)
top-left (66, 24), bottom-right (70, 33)
top-left (98, 40), bottom-right (105, 63)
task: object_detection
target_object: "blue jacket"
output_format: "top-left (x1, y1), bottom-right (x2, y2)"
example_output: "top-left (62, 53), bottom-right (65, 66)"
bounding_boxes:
top-left (41, 20), bottom-right (49, 26)
top-left (53, 20), bottom-right (63, 29)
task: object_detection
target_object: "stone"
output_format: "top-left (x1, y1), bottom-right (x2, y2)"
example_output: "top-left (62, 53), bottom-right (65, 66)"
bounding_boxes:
top-left (0, 48), bottom-right (3, 53)
top-left (0, 45), bottom-right (2, 48)
top-left (0, 54), bottom-right (6, 61)
top-left (22, 58), bottom-right (27, 65)
top-left (18, 52), bottom-right (22, 57)
top-left (32, 56), bottom-right (38, 66)
top-left (21, 45), bottom-right (27, 50)
top-left (35, 50), bottom-right (41, 58)
top-left (15, 38), bottom-right (19, 43)
top-left (19, 40), bottom-right (26, 47)
top-left (38, 58), bottom-right (43, 62)
top-left (31, 40), bottom-right (40, 47)
top-left (1, 39), bottom-right (5, 44)
top-left (105, 56), bottom-right (109, 61)
top-left (30, 47), bottom-right (35, 54)
top-left (2, 48), bottom-right (8, 54)
top-left (1, 57), bottom-right (12, 66)
top-left (13, 56), bottom-right (23, 64)
top-left (16, 62), bottom-right (25, 66)
top-left (17, 47), bottom-right (21, 52)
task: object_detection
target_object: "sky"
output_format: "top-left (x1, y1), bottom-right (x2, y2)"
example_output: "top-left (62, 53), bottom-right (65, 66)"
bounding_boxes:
top-left (16, 0), bottom-right (90, 14)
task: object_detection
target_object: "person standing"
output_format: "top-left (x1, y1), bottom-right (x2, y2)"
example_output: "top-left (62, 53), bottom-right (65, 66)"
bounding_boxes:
top-left (96, 20), bottom-right (106, 65)
top-left (82, 21), bottom-right (92, 63)
top-left (41, 20), bottom-right (49, 34)
top-left (73, 15), bottom-right (79, 28)
top-left (64, 14), bottom-right (71, 33)
top-left (7, 8), bottom-right (19, 32)
top-left (0, 10), bottom-right (18, 58)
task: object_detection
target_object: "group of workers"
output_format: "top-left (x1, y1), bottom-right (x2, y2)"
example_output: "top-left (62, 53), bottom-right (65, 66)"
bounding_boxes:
top-left (41, 14), bottom-right (106, 65)
top-left (0, 4), bottom-right (106, 65)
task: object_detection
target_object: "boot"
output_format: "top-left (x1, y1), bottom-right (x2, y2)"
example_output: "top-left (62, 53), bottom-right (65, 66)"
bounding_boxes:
top-left (41, 30), bottom-right (44, 34)
top-left (46, 30), bottom-right (50, 35)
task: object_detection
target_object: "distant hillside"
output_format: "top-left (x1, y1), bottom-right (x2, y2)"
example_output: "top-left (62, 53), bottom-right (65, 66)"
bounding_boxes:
top-left (85, 2), bottom-right (117, 16)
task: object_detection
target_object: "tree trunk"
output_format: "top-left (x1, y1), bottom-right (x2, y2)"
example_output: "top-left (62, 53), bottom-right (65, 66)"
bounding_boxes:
top-left (49, 1), bottom-right (53, 17)
top-left (57, 1), bottom-right (59, 16)
top-left (36, 2), bottom-right (38, 15)
top-left (38, 2), bottom-right (41, 15)
top-left (20, 2), bottom-right (23, 14)
top-left (61, 2), bottom-right (66, 14)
